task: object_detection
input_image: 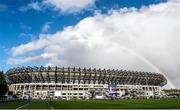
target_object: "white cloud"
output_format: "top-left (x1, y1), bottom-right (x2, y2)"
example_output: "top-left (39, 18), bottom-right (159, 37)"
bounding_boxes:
top-left (9, 1), bottom-right (180, 88)
top-left (20, 1), bottom-right (42, 12)
top-left (42, 22), bottom-right (51, 33)
top-left (20, 23), bottom-right (32, 31)
top-left (43, 0), bottom-right (96, 13)
top-left (11, 34), bottom-right (51, 56)
top-left (18, 33), bottom-right (34, 38)
top-left (0, 4), bottom-right (8, 12)
top-left (20, 0), bottom-right (96, 13)
top-left (7, 56), bottom-right (42, 65)
top-left (7, 52), bottom-right (56, 65)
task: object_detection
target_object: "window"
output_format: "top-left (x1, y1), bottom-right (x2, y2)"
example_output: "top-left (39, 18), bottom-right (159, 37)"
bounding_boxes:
top-left (84, 88), bottom-right (88, 91)
top-left (73, 88), bottom-right (78, 90)
top-left (79, 93), bottom-right (83, 95)
top-left (73, 93), bottom-right (77, 95)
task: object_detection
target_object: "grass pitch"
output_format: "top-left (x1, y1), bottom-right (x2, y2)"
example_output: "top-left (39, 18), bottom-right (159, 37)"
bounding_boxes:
top-left (0, 98), bottom-right (180, 109)
top-left (0, 100), bottom-right (27, 109)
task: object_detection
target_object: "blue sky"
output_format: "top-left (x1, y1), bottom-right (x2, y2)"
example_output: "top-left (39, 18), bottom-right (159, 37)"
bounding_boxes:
top-left (1, 0), bottom-right (180, 89)
top-left (0, 0), bottom-right (167, 71)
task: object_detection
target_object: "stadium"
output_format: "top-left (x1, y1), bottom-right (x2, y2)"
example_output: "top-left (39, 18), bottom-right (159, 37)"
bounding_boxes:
top-left (5, 66), bottom-right (167, 100)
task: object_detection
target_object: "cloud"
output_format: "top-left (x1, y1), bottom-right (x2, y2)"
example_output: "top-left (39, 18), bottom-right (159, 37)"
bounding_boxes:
top-left (17, 33), bottom-right (38, 41)
top-left (7, 56), bottom-right (42, 65)
top-left (20, 23), bottom-right (32, 31)
top-left (20, 0), bottom-right (96, 13)
top-left (42, 22), bottom-right (51, 33)
top-left (20, 1), bottom-right (41, 12)
top-left (11, 34), bottom-right (51, 56)
top-left (0, 4), bottom-right (8, 12)
top-left (43, 0), bottom-right (96, 13)
top-left (18, 33), bottom-right (34, 38)
top-left (9, 1), bottom-right (180, 88)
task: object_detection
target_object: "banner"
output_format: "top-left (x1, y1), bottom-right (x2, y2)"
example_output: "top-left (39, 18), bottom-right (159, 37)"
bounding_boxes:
top-left (109, 83), bottom-right (118, 97)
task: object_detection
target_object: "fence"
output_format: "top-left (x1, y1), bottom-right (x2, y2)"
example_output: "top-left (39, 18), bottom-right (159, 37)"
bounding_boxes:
top-left (0, 96), bottom-right (19, 103)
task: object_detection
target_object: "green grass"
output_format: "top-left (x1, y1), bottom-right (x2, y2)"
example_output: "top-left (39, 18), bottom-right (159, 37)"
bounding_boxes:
top-left (0, 100), bottom-right (27, 109)
top-left (0, 98), bottom-right (180, 109)
top-left (23, 100), bottom-right (51, 109)
top-left (47, 98), bottom-right (180, 109)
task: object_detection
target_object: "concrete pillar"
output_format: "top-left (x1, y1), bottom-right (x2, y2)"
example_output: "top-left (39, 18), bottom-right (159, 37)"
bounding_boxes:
top-left (22, 84), bottom-right (26, 99)
top-left (83, 85), bottom-right (85, 99)
top-left (67, 84), bottom-right (68, 99)
top-left (41, 84), bottom-right (43, 99)
top-left (61, 84), bottom-right (62, 98)
top-left (48, 84), bottom-right (49, 98)
top-left (78, 84), bottom-right (79, 99)
top-left (28, 84), bottom-right (30, 96)
top-left (35, 84), bottom-right (37, 98)
top-left (13, 85), bottom-right (16, 94)
top-left (54, 83), bottom-right (56, 98)
top-left (15, 85), bottom-right (17, 94)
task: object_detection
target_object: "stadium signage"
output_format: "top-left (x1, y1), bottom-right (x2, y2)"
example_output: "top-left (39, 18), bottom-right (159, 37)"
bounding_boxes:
top-left (109, 83), bottom-right (118, 97)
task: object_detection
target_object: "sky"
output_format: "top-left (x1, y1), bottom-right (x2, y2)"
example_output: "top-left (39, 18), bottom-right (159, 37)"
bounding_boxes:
top-left (0, 0), bottom-right (180, 89)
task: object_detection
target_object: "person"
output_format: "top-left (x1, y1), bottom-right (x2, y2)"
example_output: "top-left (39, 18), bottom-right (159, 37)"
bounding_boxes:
top-left (27, 94), bottom-right (32, 104)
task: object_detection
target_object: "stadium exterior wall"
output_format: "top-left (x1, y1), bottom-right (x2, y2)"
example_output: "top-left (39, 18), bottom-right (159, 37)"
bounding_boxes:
top-left (9, 83), bottom-right (163, 99)
top-left (6, 66), bottom-right (167, 99)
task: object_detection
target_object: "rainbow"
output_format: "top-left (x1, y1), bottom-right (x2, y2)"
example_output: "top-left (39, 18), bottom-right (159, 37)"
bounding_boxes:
top-left (117, 45), bottom-right (176, 89)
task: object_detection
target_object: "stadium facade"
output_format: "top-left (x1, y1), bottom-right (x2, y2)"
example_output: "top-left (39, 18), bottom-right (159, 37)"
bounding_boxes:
top-left (6, 66), bottom-right (167, 99)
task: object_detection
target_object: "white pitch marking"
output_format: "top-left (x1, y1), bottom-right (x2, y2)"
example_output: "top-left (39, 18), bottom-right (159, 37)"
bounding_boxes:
top-left (15, 103), bottom-right (28, 110)
top-left (46, 101), bottom-right (54, 110)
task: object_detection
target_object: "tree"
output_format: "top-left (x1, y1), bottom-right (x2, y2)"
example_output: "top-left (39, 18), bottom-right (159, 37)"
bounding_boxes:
top-left (0, 71), bottom-right (8, 97)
